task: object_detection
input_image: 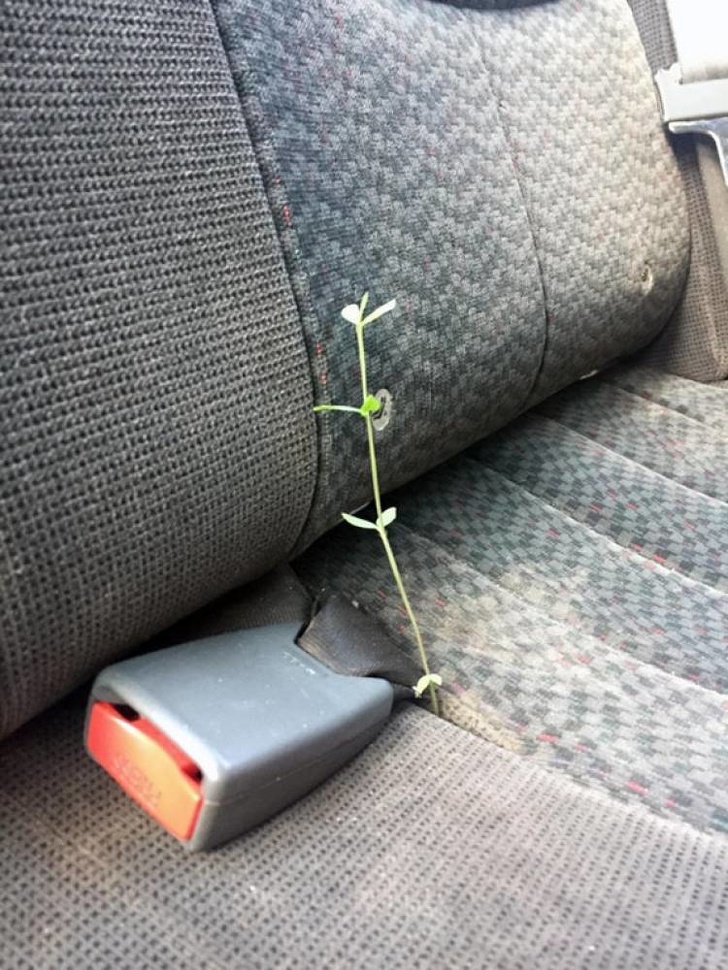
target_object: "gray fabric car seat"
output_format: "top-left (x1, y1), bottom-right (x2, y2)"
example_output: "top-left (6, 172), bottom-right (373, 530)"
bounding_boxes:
top-left (1, 0), bottom-right (690, 738)
top-left (2, 0), bottom-right (728, 968)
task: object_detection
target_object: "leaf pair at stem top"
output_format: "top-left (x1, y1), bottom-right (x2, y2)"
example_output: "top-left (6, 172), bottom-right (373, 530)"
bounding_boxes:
top-left (340, 294), bottom-right (397, 327)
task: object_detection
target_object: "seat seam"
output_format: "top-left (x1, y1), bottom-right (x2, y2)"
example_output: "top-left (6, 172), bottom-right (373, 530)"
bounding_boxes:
top-left (396, 519), bottom-right (728, 695)
top-left (452, 3), bottom-right (550, 407)
top-left (433, 454), bottom-right (728, 600)
top-left (473, 413), bottom-right (728, 510)
top-left (531, 408), bottom-right (728, 503)
top-left (593, 377), bottom-right (728, 437)
top-left (206, 0), bottom-right (324, 560)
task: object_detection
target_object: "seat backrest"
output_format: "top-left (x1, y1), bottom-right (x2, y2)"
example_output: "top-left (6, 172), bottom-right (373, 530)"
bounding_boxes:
top-left (0, 0), bottom-right (318, 736)
top-left (218, 0), bottom-right (690, 544)
top-left (1, 0), bottom-right (689, 738)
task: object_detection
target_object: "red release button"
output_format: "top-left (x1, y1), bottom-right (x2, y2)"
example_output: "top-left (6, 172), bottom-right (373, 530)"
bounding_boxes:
top-left (87, 701), bottom-right (203, 841)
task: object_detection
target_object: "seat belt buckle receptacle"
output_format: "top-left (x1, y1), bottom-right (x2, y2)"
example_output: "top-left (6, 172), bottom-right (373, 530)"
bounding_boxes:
top-left (85, 622), bottom-right (394, 850)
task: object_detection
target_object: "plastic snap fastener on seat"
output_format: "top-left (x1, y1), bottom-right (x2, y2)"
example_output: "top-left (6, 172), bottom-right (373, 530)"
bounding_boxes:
top-left (640, 263), bottom-right (654, 295)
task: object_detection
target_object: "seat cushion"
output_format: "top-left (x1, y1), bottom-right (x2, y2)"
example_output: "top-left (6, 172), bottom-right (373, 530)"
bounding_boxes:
top-left (2, 698), bottom-right (728, 969)
top-left (297, 364), bottom-right (728, 834)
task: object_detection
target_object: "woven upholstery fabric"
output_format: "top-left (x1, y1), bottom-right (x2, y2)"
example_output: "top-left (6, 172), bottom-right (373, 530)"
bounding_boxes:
top-left (464, 0), bottom-right (689, 402)
top-left (0, 0), bottom-right (317, 739)
top-left (630, 0), bottom-right (728, 381)
top-left (3, 699), bottom-right (728, 970)
top-left (297, 366), bottom-right (728, 834)
top-left (214, 0), bottom-right (689, 544)
top-left (214, 0), bottom-right (546, 542)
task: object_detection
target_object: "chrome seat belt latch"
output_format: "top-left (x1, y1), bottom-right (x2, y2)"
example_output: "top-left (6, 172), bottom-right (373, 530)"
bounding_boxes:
top-left (655, 62), bottom-right (728, 185)
top-left (85, 622), bottom-right (394, 850)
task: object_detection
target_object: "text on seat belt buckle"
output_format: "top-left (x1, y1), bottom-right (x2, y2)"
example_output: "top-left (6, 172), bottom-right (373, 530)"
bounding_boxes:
top-left (85, 622), bottom-right (394, 850)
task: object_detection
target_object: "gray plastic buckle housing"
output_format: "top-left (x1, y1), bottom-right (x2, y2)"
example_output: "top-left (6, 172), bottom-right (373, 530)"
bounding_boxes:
top-left (86, 623), bottom-right (394, 850)
top-left (655, 62), bottom-right (728, 185)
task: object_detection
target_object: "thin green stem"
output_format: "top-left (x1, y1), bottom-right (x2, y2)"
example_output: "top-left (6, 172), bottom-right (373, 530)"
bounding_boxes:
top-left (355, 322), bottom-right (384, 521)
top-left (354, 315), bottom-right (439, 716)
top-left (378, 524), bottom-right (439, 715)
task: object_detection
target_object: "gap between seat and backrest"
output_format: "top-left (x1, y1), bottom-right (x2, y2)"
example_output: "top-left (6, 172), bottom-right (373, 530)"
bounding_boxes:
top-left (1, 0), bottom-right (690, 738)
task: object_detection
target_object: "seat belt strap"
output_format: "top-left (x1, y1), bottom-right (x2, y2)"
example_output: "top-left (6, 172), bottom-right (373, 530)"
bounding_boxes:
top-left (298, 591), bottom-right (420, 702)
top-left (153, 563), bottom-right (421, 699)
top-left (655, 0), bottom-right (728, 184)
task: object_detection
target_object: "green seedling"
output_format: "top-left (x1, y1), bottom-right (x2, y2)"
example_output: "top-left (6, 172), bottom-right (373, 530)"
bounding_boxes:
top-left (314, 294), bottom-right (441, 715)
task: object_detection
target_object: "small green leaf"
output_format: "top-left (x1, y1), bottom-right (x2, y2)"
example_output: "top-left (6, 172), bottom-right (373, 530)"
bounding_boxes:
top-left (341, 303), bottom-right (361, 325)
top-left (359, 292), bottom-right (369, 314)
top-left (359, 394), bottom-right (382, 416)
top-left (378, 506), bottom-right (397, 528)
top-left (362, 298), bottom-right (396, 327)
top-left (313, 404), bottom-right (361, 414)
top-left (341, 511), bottom-right (378, 530)
top-left (413, 673), bottom-right (443, 698)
